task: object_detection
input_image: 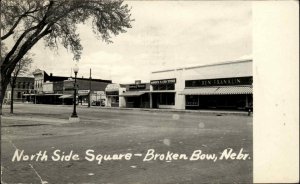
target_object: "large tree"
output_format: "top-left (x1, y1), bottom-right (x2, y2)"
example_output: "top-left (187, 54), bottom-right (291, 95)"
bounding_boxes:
top-left (0, 0), bottom-right (132, 114)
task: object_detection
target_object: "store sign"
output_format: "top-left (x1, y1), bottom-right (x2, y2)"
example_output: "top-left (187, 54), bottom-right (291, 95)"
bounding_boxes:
top-left (129, 84), bottom-right (146, 90)
top-left (186, 76), bottom-right (252, 87)
top-left (78, 90), bottom-right (90, 94)
top-left (106, 91), bottom-right (119, 96)
top-left (150, 78), bottom-right (176, 85)
top-left (93, 91), bottom-right (105, 95)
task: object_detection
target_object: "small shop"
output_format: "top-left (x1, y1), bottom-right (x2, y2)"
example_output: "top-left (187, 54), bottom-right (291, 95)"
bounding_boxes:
top-left (180, 76), bottom-right (253, 110)
top-left (91, 91), bottom-right (106, 106)
top-left (150, 78), bottom-right (176, 109)
top-left (105, 84), bottom-right (125, 107)
top-left (78, 90), bottom-right (90, 105)
top-left (59, 93), bottom-right (75, 105)
top-left (120, 83), bottom-right (150, 108)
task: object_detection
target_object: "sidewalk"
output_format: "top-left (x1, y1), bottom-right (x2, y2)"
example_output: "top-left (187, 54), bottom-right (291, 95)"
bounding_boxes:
top-left (1, 103), bottom-right (252, 117)
top-left (87, 105), bottom-right (252, 116)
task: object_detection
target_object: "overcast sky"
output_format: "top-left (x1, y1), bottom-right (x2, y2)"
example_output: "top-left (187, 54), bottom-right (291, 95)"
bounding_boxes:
top-left (30, 1), bottom-right (252, 83)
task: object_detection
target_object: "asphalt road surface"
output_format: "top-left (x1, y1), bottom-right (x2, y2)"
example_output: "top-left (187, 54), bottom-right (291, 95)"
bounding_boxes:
top-left (1, 104), bottom-right (252, 184)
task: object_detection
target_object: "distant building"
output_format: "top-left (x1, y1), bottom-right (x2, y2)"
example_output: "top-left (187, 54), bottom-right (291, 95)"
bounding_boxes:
top-left (105, 83), bottom-right (126, 107)
top-left (4, 77), bottom-right (34, 103)
top-left (32, 69), bottom-right (112, 105)
top-left (62, 77), bottom-right (112, 105)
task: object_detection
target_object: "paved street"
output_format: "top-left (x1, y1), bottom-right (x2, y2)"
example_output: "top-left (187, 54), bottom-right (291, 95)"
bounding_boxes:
top-left (1, 104), bottom-right (252, 184)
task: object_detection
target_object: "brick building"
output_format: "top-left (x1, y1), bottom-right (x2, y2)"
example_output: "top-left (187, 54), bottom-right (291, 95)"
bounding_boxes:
top-left (32, 69), bottom-right (112, 105)
top-left (4, 77), bottom-right (34, 104)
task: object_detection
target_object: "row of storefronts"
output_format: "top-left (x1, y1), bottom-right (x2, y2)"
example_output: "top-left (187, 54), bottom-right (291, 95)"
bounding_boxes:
top-left (7, 59), bottom-right (252, 111)
top-left (105, 59), bottom-right (253, 111)
top-left (20, 69), bottom-right (111, 105)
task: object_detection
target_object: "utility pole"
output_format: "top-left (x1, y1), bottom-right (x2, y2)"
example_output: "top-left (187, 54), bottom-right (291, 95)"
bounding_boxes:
top-left (88, 68), bottom-right (91, 107)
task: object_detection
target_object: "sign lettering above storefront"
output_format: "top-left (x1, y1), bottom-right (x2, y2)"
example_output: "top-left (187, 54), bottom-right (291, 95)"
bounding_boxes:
top-left (93, 91), bottom-right (105, 95)
top-left (78, 90), bottom-right (90, 94)
top-left (129, 84), bottom-right (146, 90)
top-left (150, 78), bottom-right (176, 85)
top-left (185, 76), bottom-right (252, 87)
top-left (106, 91), bottom-right (119, 96)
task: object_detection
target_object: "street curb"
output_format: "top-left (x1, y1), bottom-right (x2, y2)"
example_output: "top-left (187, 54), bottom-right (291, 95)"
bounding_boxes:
top-left (87, 106), bottom-right (252, 117)
top-left (3, 104), bottom-right (252, 117)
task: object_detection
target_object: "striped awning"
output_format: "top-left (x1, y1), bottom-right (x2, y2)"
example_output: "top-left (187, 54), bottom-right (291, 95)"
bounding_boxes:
top-left (119, 91), bottom-right (146, 97)
top-left (215, 86), bottom-right (252, 94)
top-left (180, 87), bottom-right (218, 95)
top-left (59, 95), bottom-right (74, 99)
top-left (179, 86), bottom-right (252, 95)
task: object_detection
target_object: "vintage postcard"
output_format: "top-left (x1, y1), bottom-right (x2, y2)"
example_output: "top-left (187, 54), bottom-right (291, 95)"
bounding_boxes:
top-left (0, 0), bottom-right (298, 183)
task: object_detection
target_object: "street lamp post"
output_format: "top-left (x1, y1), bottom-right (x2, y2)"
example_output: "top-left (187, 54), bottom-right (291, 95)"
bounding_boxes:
top-left (70, 63), bottom-right (79, 121)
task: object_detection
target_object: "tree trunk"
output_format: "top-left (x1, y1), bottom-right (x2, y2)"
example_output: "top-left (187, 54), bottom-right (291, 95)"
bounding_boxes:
top-left (0, 72), bottom-right (11, 115)
top-left (0, 88), bottom-right (4, 115)
top-left (10, 85), bottom-right (14, 114)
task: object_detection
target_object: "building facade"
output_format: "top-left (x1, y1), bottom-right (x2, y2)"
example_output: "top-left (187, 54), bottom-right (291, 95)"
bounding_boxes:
top-left (120, 81), bottom-right (151, 108)
top-left (105, 84), bottom-right (126, 107)
top-left (4, 77), bottom-right (35, 104)
top-left (32, 69), bottom-right (111, 105)
top-left (25, 60), bottom-right (252, 111)
top-left (149, 59), bottom-right (253, 110)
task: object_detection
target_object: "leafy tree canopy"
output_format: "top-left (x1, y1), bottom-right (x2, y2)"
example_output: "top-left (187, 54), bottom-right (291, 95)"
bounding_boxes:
top-left (0, 0), bottom-right (133, 106)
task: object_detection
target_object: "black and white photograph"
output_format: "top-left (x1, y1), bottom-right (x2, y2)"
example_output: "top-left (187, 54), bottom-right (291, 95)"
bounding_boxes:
top-left (0, 0), bottom-right (298, 183)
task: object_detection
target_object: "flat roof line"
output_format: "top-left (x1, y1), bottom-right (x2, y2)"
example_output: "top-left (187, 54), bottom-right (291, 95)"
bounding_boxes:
top-left (152, 59), bottom-right (252, 74)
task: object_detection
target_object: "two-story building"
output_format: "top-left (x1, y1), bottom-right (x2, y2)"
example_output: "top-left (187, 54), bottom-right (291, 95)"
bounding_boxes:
top-left (32, 69), bottom-right (112, 105)
top-left (4, 77), bottom-right (35, 104)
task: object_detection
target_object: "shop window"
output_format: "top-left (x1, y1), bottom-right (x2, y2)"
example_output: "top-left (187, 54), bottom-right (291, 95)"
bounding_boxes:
top-left (111, 96), bottom-right (119, 103)
top-left (17, 92), bottom-right (21, 98)
top-left (166, 84), bottom-right (175, 90)
top-left (127, 97), bottom-right (135, 103)
top-left (153, 84), bottom-right (175, 91)
top-left (158, 93), bottom-right (175, 105)
top-left (153, 85), bottom-right (159, 90)
top-left (186, 95), bottom-right (199, 106)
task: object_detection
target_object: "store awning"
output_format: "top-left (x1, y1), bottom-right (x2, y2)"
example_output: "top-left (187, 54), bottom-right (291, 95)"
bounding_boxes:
top-left (23, 94), bottom-right (35, 96)
top-left (215, 86), bottom-right (252, 95)
top-left (149, 90), bottom-right (176, 93)
top-left (59, 95), bottom-right (73, 99)
top-left (44, 93), bottom-right (63, 96)
top-left (78, 93), bottom-right (89, 96)
top-left (119, 91), bottom-right (146, 97)
top-left (179, 86), bottom-right (252, 95)
top-left (179, 87), bottom-right (218, 95)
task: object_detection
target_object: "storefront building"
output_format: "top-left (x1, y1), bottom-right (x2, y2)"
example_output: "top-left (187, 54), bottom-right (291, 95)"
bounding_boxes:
top-left (4, 77), bottom-right (34, 104)
top-left (182, 76), bottom-right (252, 110)
top-left (150, 59), bottom-right (253, 110)
top-left (105, 84), bottom-right (126, 107)
top-left (32, 69), bottom-right (111, 105)
top-left (149, 78), bottom-right (176, 109)
top-left (120, 81), bottom-right (150, 108)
